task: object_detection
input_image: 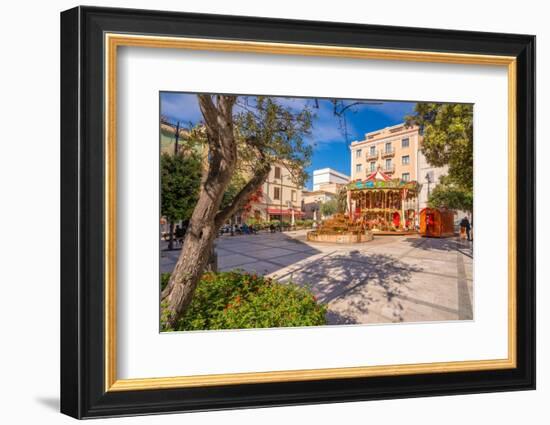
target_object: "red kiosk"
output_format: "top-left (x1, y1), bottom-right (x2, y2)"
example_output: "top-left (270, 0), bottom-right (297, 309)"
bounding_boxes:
top-left (419, 208), bottom-right (455, 238)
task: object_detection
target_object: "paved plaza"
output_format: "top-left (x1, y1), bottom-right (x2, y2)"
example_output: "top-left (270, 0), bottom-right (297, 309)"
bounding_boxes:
top-left (161, 230), bottom-right (473, 325)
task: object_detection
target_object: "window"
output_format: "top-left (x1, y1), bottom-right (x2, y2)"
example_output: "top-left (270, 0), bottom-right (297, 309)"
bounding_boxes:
top-left (402, 173), bottom-right (410, 181)
top-left (385, 159), bottom-right (392, 169)
top-left (369, 146), bottom-right (376, 155)
top-left (402, 137), bottom-right (410, 148)
top-left (274, 186), bottom-right (281, 200)
top-left (355, 163), bottom-right (362, 173)
top-left (402, 155), bottom-right (410, 165)
top-left (385, 142), bottom-right (392, 153)
top-left (356, 149), bottom-right (362, 158)
top-left (370, 161), bottom-right (376, 172)
top-left (291, 190), bottom-right (297, 202)
top-left (274, 166), bottom-right (281, 179)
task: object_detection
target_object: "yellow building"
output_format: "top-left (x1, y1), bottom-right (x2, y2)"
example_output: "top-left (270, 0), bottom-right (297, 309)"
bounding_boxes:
top-left (350, 123), bottom-right (421, 182)
top-left (247, 163), bottom-right (304, 222)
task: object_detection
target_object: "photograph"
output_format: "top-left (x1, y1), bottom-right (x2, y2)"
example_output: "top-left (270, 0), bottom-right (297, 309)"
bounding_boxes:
top-left (56, 4), bottom-right (536, 419)
top-left (159, 93), bottom-right (474, 332)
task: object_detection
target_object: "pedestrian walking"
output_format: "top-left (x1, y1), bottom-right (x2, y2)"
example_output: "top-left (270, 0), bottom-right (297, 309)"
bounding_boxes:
top-left (460, 216), bottom-right (472, 241)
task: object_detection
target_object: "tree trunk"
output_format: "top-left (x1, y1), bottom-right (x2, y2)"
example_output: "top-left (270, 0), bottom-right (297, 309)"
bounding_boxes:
top-left (161, 163), bottom-right (270, 329)
top-left (161, 190), bottom-right (222, 328)
top-left (160, 95), bottom-right (272, 330)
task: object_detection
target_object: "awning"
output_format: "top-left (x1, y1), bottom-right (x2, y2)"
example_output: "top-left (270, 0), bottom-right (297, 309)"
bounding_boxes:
top-left (267, 208), bottom-right (305, 216)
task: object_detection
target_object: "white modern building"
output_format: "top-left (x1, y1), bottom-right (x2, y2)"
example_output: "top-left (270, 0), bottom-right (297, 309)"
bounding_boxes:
top-left (312, 168), bottom-right (350, 191)
top-left (301, 168), bottom-right (350, 219)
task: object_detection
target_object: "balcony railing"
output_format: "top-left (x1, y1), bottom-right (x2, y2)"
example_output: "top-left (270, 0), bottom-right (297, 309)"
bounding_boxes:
top-left (383, 165), bottom-right (395, 173)
top-left (366, 150), bottom-right (379, 160)
top-left (381, 147), bottom-right (395, 158)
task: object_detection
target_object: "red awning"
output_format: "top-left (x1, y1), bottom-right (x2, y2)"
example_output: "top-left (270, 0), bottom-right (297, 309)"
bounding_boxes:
top-left (267, 208), bottom-right (304, 216)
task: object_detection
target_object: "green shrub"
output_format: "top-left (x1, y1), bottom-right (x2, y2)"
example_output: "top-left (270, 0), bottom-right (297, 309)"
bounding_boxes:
top-left (162, 271), bottom-right (326, 331)
top-left (160, 272), bottom-right (171, 291)
top-left (246, 217), bottom-right (265, 227)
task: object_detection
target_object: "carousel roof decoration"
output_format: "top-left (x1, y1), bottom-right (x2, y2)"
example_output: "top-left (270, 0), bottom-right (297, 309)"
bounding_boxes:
top-left (347, 169), bottom-right (420, 191)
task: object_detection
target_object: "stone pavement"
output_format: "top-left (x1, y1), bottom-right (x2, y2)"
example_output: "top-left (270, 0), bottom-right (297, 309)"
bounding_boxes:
top-left (160, 230), bottom-right (473, 325)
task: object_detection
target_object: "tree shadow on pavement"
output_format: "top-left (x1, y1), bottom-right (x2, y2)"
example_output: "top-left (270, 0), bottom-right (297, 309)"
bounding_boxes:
top-left (403, 236), bottom-right (473, 259)
top-left (286, 251), bottom-right (424, 323)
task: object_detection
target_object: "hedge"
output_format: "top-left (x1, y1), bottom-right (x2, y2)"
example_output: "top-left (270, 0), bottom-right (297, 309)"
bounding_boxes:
top-left (161, 271), bottom-right (326, 331)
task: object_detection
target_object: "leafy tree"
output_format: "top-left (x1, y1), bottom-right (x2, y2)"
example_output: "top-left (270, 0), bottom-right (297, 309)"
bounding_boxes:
top-left (221, 174), bottom-right (247, 210)
top-left (406, 103), bottom-right (473, 191)
top-left (221, 173), bottom-right (264, 222)
top-left (336, 186), bottom-right (348, 214)
top-left (406, 103), bottom-right (473, 214)
top-left (320, 199), bottom-right (338, 218)
top-left (428, 176), bottom-right (473, 212)
top-left (161, 95), bottom-right (312, 328)
top-left (160, 152), bottom-right (201, 249)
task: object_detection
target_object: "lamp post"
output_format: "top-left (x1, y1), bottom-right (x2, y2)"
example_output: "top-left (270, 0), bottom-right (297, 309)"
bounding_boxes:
top-left (174, 121), bottom-right (180, 155)
top-left (287, 201), bottom-right (295, 226)
top-left (280, 174), bottom-right (283, 222)
top-left (279, 172), bottom-right (291, 224)
top-left (425, 172), bottom-right (432, 200)
top-left (312, 205), bottom-right (318, 226)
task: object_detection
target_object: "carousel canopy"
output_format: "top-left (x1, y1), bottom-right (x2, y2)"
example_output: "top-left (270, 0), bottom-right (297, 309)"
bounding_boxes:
top-left (347, 170), bottom-right (420, 191)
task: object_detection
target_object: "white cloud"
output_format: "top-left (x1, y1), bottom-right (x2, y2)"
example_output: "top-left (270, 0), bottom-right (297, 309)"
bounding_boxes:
top-left (306, 100), bottom-right (356, 148)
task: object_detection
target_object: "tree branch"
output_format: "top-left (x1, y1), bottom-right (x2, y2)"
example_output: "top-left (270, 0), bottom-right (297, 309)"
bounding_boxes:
top-left (197, 95), bottom-right (220, 142)
top-left (214, 163), bottom-right (271, 228)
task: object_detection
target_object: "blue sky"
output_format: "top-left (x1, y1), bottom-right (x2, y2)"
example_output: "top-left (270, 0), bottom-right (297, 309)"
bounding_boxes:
top-left (160, 93), bottom-right (416, 190)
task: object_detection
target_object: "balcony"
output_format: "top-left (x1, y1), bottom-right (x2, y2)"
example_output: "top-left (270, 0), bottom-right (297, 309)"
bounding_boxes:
top-left (366, 150), bottom-right (379, 161)
top-left (381, 147), bottom-right (395, 158)
top-left (383, 165), bottom-right (395, 174)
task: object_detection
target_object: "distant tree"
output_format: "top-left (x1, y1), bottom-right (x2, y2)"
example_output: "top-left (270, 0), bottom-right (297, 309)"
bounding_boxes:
top-left (161, 95), bottom-right (312, 329)
top-left (406, 103), bottom-right (473, 215)
top-left (428, 176), bottom-right (473, 212)
top-left (160, 152), bottom-right (202, 249)
top-left (320, 199), bottom-right (338, 218)
top-left (336, 186), bottom-right (348, 214)
top-left (406, 103), bottom-right (473, 192)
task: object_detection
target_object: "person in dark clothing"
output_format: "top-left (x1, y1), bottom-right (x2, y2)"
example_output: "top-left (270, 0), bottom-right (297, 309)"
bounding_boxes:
top-left (460, 217), bottom-right (472, 241)
top-left (174, 224), bottom-right (185, 246)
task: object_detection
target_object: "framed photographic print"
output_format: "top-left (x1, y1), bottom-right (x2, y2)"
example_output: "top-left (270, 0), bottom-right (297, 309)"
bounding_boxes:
top-left (60, 6), bottom-right (536, 419)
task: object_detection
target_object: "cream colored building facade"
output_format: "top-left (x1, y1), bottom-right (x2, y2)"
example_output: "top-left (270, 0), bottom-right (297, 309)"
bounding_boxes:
top-left (350, 123), bottom-right (421, 183)
top-left (349, 123), bottom-right (465, 225)
top-left (301, 189), bottom-right (336, 219)
top-left (247, 163), bottom-right (304, 222)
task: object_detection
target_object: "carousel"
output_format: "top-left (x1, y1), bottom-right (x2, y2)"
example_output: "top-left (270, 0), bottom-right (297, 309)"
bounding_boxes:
top-left (346, 169), bottom-right (420, 234)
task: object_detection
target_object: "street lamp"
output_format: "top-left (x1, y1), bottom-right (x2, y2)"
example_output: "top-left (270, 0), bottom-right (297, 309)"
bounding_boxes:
top-left (312, 204), bottom-right (318, 225)
top-left (279, 172), bottom-right (291, 223)
top-left (174, 121), bottom-right (180, 155)
top-left (287, 200), bottom-right (295, 226)
top-left (425, 172), bottom-right (432, 198)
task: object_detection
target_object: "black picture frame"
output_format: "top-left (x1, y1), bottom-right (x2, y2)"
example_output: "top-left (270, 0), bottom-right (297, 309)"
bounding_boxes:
top-left (61, 5), bottom-right (535, 419)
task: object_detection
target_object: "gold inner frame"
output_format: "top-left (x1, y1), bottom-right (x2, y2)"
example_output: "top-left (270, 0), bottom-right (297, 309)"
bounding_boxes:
top-left (104, 33), bottom-right (517, 392)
